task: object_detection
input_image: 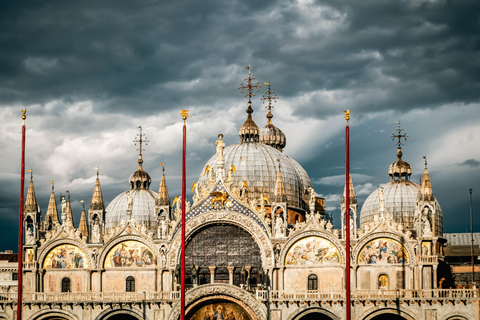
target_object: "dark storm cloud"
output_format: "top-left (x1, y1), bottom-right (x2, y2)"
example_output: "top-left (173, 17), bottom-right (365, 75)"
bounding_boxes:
top-left (458, 159), bottom-right (480, 168)
top-left (1, 0), bottom-right (479, 117)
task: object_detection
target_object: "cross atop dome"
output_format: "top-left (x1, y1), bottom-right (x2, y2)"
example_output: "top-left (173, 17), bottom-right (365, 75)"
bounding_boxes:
top-left (238, 65), bottom-right (261, 104)
top-left (261, 82), bottom-right (278, 123)
top-left (391, 121), bottom-right (408, 147)
top-left (134, 126), bottom-right (149, 170)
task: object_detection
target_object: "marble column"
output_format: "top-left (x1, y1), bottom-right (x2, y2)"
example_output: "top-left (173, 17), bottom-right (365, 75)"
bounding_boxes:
top-left (227, 266), bottom-right (235, 285)
top-left (208, 266), bottom-right (216, 284)
top-left (278, 268), bottom-right (284, 291)
top-left (245, 266), bottom-right (252, 288)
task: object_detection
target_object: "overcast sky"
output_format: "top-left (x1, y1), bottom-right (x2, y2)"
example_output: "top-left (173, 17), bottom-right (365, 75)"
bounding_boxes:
top-left (1, 0), bottom-right (479, 251)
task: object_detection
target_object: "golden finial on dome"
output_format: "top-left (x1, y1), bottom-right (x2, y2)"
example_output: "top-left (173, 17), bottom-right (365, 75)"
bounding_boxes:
top-left (94, 167), bottom-right (99, 177)
top-left (238, 66), bottom-right (261, 103)
top-left (50, 180), bottom-right (54, 192)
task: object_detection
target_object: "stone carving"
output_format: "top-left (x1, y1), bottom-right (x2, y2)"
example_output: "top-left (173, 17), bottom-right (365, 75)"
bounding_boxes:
top-left (25, 227), bottom-right (35, 245)
top-left (274, 214), bottom-right (284, 237)
top-left (159, 219), bottom-right (168, 239)
top-left (274, 243), bottom-right (281, 265)
top-left (160, 246), bottom-right (168, 268)
top-left (216, 133), bottom-right (225, 162)
top-left (91, 249), bottom-right (98, 267)
top-left (91, 220), bottom-right (101, 243)
top-left (378, 186), bottom-right (385, 214)
top-left (308, 187), bottom-right (316, 213)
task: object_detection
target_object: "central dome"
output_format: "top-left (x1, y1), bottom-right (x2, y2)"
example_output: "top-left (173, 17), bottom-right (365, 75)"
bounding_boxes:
top-left (198, 142), bottom-right (312, 209)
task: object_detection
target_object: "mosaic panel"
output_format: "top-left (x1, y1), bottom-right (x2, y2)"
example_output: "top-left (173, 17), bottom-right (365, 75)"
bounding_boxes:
top-left (358, 238), bottom-right (409, 264)
top-left (43, 244), bottom-right (89, 269)
top-left (104, 240), bottom-right (156, 268)
top-left (190, 302), bottom-right (251, 320)
top-left (285, 236), bottom-right (340, 265)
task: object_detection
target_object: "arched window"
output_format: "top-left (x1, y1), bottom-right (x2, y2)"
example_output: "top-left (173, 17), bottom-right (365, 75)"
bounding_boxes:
top-left (61, 277), bottom-right (71, 292)
top-left (308, 274), bottom-right (318, 290)
top-left (126, 276), bottom-right (135, 292)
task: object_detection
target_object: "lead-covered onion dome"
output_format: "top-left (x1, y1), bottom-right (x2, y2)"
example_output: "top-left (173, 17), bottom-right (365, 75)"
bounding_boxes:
top-left (105, 153), bottom-right (157, 230)
top-left (359, 148), bottom-right (442, 236)
top-left (259, 106), bottom-right (286, 151)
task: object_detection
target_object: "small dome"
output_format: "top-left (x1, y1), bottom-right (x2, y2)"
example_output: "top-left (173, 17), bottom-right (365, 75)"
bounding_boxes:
top-left (129, 155), bottom-right (152, 190)
top-left (105, 189), bottom-right (158, 230)
top-left (198, 143), bottom-right (312, 209)
top-left (260, 123), bottom-right (286, 151)
top-left (388, 148), bottom-right (412, 180)
top-left (239, 102), bottom-right (259, 143)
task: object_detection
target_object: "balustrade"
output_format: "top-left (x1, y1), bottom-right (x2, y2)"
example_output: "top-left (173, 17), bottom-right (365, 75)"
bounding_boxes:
top-left (0, 288), bottom-right (478, 304)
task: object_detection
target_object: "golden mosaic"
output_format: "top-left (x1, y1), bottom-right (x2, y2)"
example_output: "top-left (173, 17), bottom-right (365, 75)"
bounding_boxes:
top-left (285, 236), bottom-right (340, 265)
top-left (43, 244), bottom-right (89, 269)
top-left (358, 238), bottom-right (409, 264)
top-left (104, 240), bottom-right (156, 268)
top-left (190, 302), bottom-right (251, 320)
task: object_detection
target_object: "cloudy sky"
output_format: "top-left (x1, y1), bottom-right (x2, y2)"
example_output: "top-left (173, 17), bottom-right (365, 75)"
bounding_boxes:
top-left (0, 0), bottom-right (479, 251)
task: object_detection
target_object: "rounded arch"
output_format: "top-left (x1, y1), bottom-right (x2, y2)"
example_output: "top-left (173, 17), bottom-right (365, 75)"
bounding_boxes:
top-left (168, 284), bottom-right (267, 320)
top-left (169, 210), bottom-right (273, 268)
top-left (98, 234), bottom-right (160, 269)
top-left (95, 307), bottom-right (143, 320)
top-left (280, 231), bottom-right (346, 266)
top-left (38, 237), bottom-right (91, 269)
top-left (443, 314), bottom-right (469, 320)
top-left (360, 307), bottom-right (415, 320)
top-left (28, 309), bottom-right (79, 320)
top-left (353, 232), bottom-right (415, 266)
top-left (287, 306), bottom-right (339, 320)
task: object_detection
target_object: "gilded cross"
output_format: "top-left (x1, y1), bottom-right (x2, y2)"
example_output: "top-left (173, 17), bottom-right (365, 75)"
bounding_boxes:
top-left (238, 66), bottom-right (261, 102)
top-left (391, 121), bottom-right (408, 146)
top-left (134, 126), bottom-right (149, 156)
top-left (261, 82), bottom-right (278, 112)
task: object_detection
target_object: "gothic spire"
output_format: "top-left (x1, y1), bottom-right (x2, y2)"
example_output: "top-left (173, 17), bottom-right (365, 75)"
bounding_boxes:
top-left (90, 167), bottom-right (104, 211)
top-left (24, 170), bottom-right (38, 213)
top-left (79, 200), bottom-right (89, 239)
top-left (157, 163), bottom-right (170, 206)
top-left (45, 181), bottom-right (59, 224)
top-left (274, 160), bottom-right (287, 202)
top-left (419, 156), bottom-right (434, 201)
top-left (342, 173), bottom-right (357, 205)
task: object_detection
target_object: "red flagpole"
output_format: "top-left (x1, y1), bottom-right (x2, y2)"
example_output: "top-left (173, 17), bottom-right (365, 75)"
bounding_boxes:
top-left (180, 109), bottom-right (189, 320)
top-left (345, 110), bottom-right (351, 320)
top-left (18, 110), bottom-right (26, 320)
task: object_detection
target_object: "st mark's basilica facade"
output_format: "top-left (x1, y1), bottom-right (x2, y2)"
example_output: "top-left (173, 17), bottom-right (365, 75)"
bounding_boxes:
top-left (0, 69), bottom-right (478, 320)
